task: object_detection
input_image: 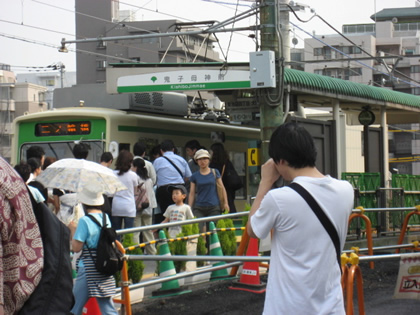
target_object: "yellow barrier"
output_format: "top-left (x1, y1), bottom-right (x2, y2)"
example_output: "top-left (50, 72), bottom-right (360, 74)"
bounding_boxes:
top-left (341, 253), bottom-right (365, 315)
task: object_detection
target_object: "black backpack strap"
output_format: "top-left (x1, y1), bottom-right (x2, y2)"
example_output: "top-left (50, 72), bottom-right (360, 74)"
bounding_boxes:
top-left (162, 156), bottom-right (184, 179)
top-left (85, 213), bottom-right (104, 260)
top-left (289, 182), bottom-right (342, 273)
top-left (86, 214), bottom-right (102, 227)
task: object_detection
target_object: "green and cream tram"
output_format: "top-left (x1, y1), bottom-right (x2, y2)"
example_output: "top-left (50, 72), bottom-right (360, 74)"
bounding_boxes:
top-left (12, 107), bottom-right (260, 208)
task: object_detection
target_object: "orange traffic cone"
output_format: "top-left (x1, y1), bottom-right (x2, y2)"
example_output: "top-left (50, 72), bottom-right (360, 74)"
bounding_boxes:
top-left (82, 297), bottom-right (101, 314)
top-left (229, 237), bottom-right (266, 293)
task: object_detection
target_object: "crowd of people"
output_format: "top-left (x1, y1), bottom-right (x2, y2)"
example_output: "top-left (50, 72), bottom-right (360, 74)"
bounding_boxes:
top-left (1, 122), bottom-right (354, 314)
top-left (3, 138), bottom-right (240, 314)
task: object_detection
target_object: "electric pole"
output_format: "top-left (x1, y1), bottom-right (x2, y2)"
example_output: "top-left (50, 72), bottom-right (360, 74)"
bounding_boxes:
top-left (259, 0), bottom-right (287, 161)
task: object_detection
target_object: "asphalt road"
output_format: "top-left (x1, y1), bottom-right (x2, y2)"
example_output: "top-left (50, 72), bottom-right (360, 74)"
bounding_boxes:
top-left (131, 260), bottom-right (420, 314)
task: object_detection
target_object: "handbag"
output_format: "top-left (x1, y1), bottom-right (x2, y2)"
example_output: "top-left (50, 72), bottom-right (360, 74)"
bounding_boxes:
top-left (212, 168), bottom-right (229, 212)
top-left (135, 183), bottom-right (150, 212)
top-left (289, 182), bottom-right (342, 273)
top-left (223, 162), bottom-right (243, 191)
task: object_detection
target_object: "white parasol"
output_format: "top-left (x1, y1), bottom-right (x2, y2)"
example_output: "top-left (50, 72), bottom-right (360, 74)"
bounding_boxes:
top-left (36, 158), bottom-right (127, 194)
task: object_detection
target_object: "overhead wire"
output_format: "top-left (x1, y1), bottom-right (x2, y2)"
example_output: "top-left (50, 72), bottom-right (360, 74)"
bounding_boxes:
top-left (224, 0), bottom-right (240, 61)
top-left (0, 32), bottom-right (134, 63)
top-left (2, 0), bottom-right (208, 65)
top-left (119, 0), bottom-right (257, 58)
top-left (287, 4), bottom-right (420, 87)
top-left (15, 0), bottom-right (255, 66)
top-left (289, 21), bottom-right (420, 89)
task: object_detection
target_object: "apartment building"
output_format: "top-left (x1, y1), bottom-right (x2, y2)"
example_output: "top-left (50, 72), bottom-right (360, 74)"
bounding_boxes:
top-left (75, 0), bottom-right (221, 85)
top-left (303, 6), bottom-right (420, 175)
top-left (0, 63), bottom-right (47, 161)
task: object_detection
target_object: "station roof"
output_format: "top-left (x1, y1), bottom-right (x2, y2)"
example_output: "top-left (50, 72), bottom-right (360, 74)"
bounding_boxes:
top-left (109, 62), bottom-right (420, 123)
top-left (284, 68), bottom-right (420, 124)
top-left (284, 68), bottom-right (420, 109)
top-left (370, 7), bottom-right (420, 22)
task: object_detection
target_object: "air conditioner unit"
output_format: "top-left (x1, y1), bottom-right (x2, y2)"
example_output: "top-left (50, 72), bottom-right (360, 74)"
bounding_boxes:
top-left (129, 92), bottom-right (188, 116)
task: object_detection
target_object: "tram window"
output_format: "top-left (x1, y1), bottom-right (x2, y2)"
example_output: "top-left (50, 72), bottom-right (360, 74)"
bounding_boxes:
top-left (19, 141), bottom-right (104, 163)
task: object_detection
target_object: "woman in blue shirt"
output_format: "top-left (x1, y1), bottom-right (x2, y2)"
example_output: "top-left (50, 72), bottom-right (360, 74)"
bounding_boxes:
top-left (70, 188), bottom-right (118, 315)
top-left (188, 149), bottom-right (229, 232)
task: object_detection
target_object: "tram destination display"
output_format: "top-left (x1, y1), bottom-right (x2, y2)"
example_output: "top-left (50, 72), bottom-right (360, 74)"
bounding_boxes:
top-left (35, 121), bottom-right (91, 136)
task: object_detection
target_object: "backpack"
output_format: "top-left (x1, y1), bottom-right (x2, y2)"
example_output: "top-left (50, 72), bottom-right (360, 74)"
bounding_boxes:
top-left (19, 191), bottom-right (74, 314)
top-left (135, 182), bottom-right (150, 212)
top-left (86, 214), bottom-right (124, 276)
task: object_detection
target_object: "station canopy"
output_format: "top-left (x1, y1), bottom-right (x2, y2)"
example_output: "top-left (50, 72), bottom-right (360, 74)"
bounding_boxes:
top-left (107, 62), bottom-right (420, 124)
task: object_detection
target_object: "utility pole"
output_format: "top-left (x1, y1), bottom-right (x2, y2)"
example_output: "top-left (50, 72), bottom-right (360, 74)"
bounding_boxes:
top-left (259, 0), bottom-right (287, 161)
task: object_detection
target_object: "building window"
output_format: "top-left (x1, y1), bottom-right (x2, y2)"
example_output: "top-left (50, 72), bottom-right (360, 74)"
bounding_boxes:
top-left (314, 48), bottom-right (323, 56)
top-left (46, 79), bottom-right (55, 86)
top-left (140, 37), bottom-right (158, 44)
top-left (405, 49), bottom-right (415, 56)
top-left (411, 65), bottom-right (420, 73)
top-left (413, 87), bottom-right (420, 95)
top-left (96, 60), bottom-right (106, 70)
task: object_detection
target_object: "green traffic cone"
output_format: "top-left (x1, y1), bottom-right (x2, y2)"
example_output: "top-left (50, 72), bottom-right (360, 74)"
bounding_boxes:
top-left (152, 230), bottom-right (191, 297)
top-left (209, 221), bottom-right (230, 280)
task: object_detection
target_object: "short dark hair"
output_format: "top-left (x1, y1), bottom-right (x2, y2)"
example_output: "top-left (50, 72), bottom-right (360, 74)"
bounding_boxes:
top-left (150, 145), bottom-right (161, 159)
top-left (73, 142), bottom-right (90, 159)
top-left (14, 162), bottom-right (31, 182)
top-left (268, 122), bottom-right (317, 168)
top-left (26, 146), bottom-right (45, 160)
top-left (100, 152), bottom-right (113, 163)
top-left (185, 139), bottom-right (201, 151)
top-left (160, 139), bottom-right (175, 152)
top-left (133, 141), bottom-right (146, 156)
top-left (27, 157), bottom-right (41, 173)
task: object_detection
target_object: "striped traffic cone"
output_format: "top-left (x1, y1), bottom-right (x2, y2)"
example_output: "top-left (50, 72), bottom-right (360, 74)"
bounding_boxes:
top-left (209, 221), bottom-right (231, 280)
top-left (229, 237), bottom-right (266, 293)
top-left (152, 230), bottom-right (191, 297)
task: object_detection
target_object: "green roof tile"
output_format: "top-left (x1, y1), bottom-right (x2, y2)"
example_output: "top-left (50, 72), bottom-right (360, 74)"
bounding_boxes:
top-left (284, 68), bottom-right (420, 109)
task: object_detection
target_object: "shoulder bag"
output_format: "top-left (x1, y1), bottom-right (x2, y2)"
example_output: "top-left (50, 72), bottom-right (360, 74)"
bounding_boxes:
top-left (211, 168), bottom-right (229, 212)
top-left (289, 182), bottom-right (342, 273)
top-left (162, 156), bottom-right (184, 181)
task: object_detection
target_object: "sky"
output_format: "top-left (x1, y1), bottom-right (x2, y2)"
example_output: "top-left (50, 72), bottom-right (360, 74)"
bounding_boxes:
top-left (0, 0), bottom-right (416, 75)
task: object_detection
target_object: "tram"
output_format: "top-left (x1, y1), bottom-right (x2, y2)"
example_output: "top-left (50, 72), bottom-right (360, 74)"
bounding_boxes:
top-left (11, 107), bottom-right (260, 204)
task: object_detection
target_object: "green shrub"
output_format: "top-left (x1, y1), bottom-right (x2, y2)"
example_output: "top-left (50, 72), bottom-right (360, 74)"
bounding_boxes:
top-left (216, 218), bottom-right (237, 256)
top-left (242, 203), bottom-right (251, 227)
top-left (191, 223), bottom-right (206, 267)
top-left (122, 233), bottom-right (145, 284)
top-left (167, 229), bottom-right (187, 273)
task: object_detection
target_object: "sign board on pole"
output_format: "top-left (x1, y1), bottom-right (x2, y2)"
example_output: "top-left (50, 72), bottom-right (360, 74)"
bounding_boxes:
top-left (106, 62), bottom-right (251, 94)
top-left (116, 70), bottom-right (251, 93)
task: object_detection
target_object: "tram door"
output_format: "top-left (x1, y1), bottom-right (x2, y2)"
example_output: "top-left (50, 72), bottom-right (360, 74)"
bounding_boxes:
top-left (287, 117), bottom-right (336, 178)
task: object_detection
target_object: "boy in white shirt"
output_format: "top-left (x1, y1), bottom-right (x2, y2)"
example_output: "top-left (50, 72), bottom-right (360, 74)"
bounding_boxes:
top-left (161, 185), bottom-right (194, 238)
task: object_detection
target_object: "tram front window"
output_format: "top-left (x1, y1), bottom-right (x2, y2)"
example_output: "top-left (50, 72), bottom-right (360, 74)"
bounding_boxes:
top-left (20, 141), bottom-right (104, 163)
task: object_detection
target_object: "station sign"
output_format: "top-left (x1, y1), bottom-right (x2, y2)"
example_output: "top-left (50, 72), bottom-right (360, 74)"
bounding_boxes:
top-left (106, 62), bottom-right (251, 94)
top-left (116, 70), bottom-right (250, 93)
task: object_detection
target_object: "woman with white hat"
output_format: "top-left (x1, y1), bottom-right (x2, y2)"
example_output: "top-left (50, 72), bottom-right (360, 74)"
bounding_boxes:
top-left (69, 188), bottom-right (118, 315)
top-left (188, 149), bottom-right (229, 232)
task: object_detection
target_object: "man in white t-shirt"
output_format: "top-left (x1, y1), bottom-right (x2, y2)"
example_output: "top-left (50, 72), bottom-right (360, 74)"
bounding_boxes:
top-left (247, 122), bottom-right (354, 315)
